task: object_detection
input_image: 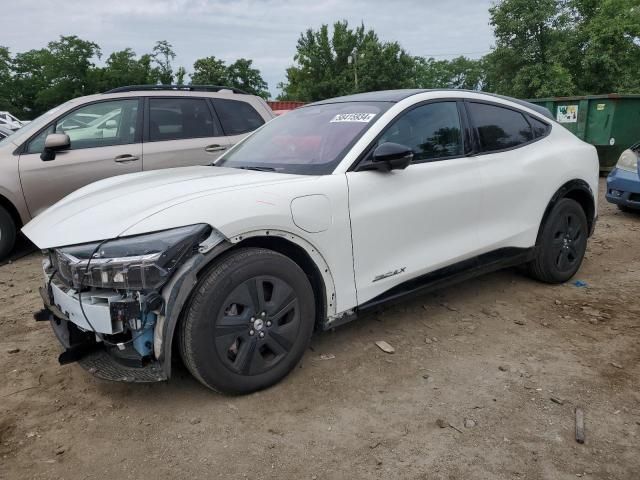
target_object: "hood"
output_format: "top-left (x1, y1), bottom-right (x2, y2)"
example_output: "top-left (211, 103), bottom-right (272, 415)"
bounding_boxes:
top-left (22, 166), bottom-right (305, 249)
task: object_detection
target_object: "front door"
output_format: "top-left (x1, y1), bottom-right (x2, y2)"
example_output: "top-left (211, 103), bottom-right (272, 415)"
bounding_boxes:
top-left (19, 98), bottom-right (142, 217)
top-left (346, 101), bottom-right (485, 305)
top-left (142, 97), bottom-right (230, 170)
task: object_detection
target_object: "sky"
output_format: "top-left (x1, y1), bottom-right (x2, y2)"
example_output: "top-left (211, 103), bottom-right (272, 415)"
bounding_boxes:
top-left (0, 0), bottom-right (496, 98)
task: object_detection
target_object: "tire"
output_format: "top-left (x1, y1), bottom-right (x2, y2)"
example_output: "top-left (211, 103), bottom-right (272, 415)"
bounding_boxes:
top-left (0, 206), bottom-right (16, 261)
top-left (179, 248), bottom-right (316, 394)
top-left (617, 204), bottom-right (638, 214)
top-left (528, 198), bottom-right (588, 284)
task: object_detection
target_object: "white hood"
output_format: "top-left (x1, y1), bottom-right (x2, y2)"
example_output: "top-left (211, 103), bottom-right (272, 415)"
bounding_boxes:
top-left (22, 166), bottom-right (307, 249)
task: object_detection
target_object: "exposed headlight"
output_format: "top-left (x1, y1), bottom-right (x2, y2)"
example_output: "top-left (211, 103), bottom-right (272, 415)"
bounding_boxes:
top-left (616, 149), bottom-right (639, 173)
top-left (53, 224), bottom-right (214, 291)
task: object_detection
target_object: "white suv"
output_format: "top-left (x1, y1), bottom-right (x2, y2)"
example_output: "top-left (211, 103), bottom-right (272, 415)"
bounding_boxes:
top-left (24, 89), bottom-right (599, 394)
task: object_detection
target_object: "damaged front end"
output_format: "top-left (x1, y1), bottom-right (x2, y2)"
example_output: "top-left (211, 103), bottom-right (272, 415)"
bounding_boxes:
top-left (36, 224), bottom-right (224, 382)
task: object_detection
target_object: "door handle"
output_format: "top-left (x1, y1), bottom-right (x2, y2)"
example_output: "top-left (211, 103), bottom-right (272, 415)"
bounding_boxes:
top-left (204, 144), bottom-right (226, 153)
top-left (114, 154), bottom-right (140, 163)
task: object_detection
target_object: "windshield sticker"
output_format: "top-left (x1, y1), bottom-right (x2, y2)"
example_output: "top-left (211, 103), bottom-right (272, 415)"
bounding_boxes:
top-left (330, 113), bottom-right (376, 123)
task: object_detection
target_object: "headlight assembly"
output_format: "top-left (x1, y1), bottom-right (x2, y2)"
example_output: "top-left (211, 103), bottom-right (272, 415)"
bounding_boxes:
top-left (53, 224), bottom-right (215, 291)
top-left (616, 149), bottom-right (639, 173)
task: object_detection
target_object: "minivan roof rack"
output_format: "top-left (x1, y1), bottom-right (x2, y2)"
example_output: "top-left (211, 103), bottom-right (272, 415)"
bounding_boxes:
top-left (105, 84), bottom-right (249, 95)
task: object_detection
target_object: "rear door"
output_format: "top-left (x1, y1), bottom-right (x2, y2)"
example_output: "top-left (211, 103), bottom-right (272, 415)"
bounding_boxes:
top-left (142, 97), bottom-right (230, 170)
top-left (464, 101), bottom-right (548, 251)
top-left (19, 98), bottom-right (142, 217)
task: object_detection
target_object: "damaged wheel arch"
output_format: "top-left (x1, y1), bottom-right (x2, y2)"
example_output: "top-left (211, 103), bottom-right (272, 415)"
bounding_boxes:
top-left (157, 229), bottom-right (336, 379)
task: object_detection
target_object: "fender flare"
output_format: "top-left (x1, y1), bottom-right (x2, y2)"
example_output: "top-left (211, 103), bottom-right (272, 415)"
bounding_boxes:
top-left (536, 179), bottom-right (596, 245)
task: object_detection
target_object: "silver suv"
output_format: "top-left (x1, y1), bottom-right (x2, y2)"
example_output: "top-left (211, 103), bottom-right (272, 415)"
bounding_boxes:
top-left (0, 85), bottom-right (274, 259)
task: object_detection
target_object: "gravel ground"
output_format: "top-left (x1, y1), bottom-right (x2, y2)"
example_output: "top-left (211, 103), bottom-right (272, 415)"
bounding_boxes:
top-left (1, 179), bottom-right (638, 480)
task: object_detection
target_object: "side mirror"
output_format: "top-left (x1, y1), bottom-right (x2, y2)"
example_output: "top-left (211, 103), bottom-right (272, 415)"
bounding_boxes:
top-left (364, 142), bottom-right (413, 171)
top-left (104, 119), bottom-right (117, 129)
top-left (41, 133), bottom-right (70, 161)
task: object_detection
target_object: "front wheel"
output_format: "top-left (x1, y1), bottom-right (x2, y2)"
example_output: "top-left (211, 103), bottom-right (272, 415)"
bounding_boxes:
top-left (528, 198), bottom-right (588, 284)
top-left (179, 248), bottom-right (316, 394)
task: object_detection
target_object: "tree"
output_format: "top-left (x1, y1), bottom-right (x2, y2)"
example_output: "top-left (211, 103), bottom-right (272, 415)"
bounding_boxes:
top-left (175, 66), bottom-right (187, 85)
top-left (0, 47), bottom-right (12, 110)
top-left (226, 58), bottom-right (269, 97)
top-left (413, 56), bottom-right (485, 90)
top-left (566, 0), bottom-right (640, 94)
top-left (483, 0), bottom-right (575, 98)
top-left (152, 40), bottom-right (175, 84)
top-left (92, 48), bottom-right (156, 91)
top-left (278, 21), bottom-right (415, 101)
top-left (191, 56), bottom-right (228, 85)
top-left (39, 36), bottom-right (101, 107)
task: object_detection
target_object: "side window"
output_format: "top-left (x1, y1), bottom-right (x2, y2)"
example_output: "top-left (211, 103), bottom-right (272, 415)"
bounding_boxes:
top-left (377, 102), bottom-right (463, 162)
top-left (212, 99), bottom-right (265, 136)
top-left (529, 116), bottom-right (550, 138)
top-left (468, 102), bottom-right (533, 152)
top-left (26, 99), bottom-right (140, 154)
top-left (149, 98), bottom-right (217, 142)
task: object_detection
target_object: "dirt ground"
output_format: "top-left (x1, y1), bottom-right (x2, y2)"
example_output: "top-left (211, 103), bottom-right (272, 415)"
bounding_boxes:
top-left (1, 179), bottom-right (638, 480)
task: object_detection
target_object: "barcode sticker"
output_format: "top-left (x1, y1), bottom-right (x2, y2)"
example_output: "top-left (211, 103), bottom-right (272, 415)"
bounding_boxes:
top-left (330, 113), bottom-right (376, 123)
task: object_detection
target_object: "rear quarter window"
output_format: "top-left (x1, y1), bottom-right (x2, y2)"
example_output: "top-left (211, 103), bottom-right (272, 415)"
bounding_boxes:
top-left (529, 116), bottom-right (551, 138)
top-left (212, 98), bottom-right (265, 136)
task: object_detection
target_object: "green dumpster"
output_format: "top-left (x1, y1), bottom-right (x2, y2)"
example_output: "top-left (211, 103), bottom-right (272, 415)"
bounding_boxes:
top-left (527, 94), bottom-right (640, 172)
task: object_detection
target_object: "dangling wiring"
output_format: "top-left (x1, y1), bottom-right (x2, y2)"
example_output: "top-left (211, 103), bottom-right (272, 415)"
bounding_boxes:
top-left (75, 238), bottom-right (150, 350)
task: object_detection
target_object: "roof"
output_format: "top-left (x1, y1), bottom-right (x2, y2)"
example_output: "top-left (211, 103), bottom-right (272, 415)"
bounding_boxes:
top-left (309, 89), bottom-right (430, 105)
top-left (528, 93), bottom-right (640, 102)
top-left (308, 89), bottom-right (553, 119)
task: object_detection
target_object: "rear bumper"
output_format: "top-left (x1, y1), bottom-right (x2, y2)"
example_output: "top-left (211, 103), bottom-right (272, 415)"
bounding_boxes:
top-left (606, 168), bottom-right (640, 210)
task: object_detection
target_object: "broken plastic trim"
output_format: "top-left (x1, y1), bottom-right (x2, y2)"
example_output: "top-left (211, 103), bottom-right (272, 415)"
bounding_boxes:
top-left (52, 224), bottom-right (213, 291)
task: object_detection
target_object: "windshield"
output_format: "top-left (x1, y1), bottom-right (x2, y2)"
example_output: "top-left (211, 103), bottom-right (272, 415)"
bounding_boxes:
top-left (217, 101), bottom-right (391, 175)
top-left (0, 102), bottom-right (71, 148)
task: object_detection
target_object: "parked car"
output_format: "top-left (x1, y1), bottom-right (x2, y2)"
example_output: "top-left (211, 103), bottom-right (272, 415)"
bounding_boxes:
top-left (0, 85), bottom-right (275, 259)
top-left (23, 89), bottom-right (599, 394)
top-left (605, 143), bottom-right (640, 212)
top-left (0, 111), bottom-right (27, 130)
top-left (0, 125), bottom-right (13, 140)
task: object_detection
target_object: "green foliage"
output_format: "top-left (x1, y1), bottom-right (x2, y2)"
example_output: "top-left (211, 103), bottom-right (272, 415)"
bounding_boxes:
top-left (175, 66), bottom-right (187, 85)
top-left (278, 21), bottom-right (415, 101)
top-left (0, 47), bottom-right (13, 110)
top-left (485, 0), bottom-right (640, 98)
top-left (414, 56), bottom-right (485, 90)
top-left (483, 0), bottom-right (576, 98)
top-left (0, 37), bottom-right (270, 118)
top-left (226, 59), bottom-right (269, 97)
top-left (91, 49), bottom-right (156, 92)
top-left (190, 56), bottom-right (269, 98)
top-left (191, 56), bottom-right (228, 85)
top-left (0, 5), bottom-right (637, 118)
top-left (566, 0), bottom-right (640, 94)
top-left (152, 40), bottom-right (175, 84)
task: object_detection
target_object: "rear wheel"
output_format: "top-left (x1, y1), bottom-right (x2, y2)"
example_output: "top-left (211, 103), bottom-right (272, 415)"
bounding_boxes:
top-left (528, 198), bottom-right (588, 284)
top-left (0, 206), bottom-right (16, 261)
top-left (179, 248), bottom-right (315, 394)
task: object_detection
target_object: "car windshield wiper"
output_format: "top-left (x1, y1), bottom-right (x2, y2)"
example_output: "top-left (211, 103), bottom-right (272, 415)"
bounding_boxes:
top-left (235, 166), bottom-right (277, 172)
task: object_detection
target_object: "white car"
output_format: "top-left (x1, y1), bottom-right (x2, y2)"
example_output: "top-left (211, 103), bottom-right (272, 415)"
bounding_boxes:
top-left (23, 89), bottom-right (599, 394)
top-left (0, 111), bottom-right (26, 130)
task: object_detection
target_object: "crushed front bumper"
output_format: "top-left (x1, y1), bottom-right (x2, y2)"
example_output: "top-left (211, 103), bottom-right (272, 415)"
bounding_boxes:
top-left (38, 282), bottom-right (168, 383)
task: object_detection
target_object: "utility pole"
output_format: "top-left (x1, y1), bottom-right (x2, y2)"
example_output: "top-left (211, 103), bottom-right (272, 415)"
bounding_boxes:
top-left (348, 48), bottom-right (364, 92)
